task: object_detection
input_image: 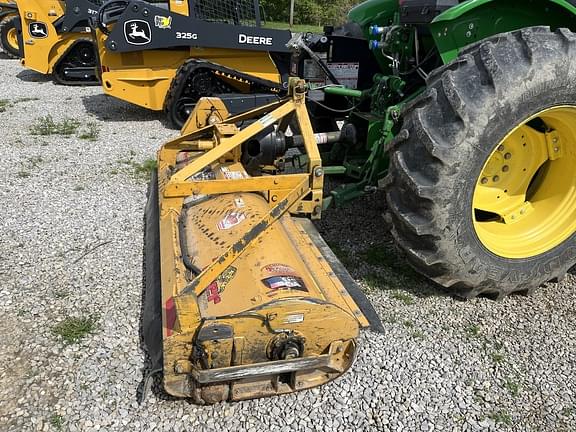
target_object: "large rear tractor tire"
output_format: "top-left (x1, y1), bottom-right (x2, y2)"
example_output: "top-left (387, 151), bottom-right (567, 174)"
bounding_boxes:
top-left (0, 15), bottom-right (21, 59)
top-left (385, 27), bottom-right (576, 299)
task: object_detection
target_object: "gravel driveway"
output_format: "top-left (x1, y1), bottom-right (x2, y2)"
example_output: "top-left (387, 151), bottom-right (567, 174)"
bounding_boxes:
top-left (0, 57), bottom-right (575, 432)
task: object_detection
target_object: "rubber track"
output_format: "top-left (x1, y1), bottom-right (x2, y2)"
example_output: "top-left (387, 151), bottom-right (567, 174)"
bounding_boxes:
top-left (52, 38), bottom-right (100, 86)
top-left (164, 59), bottom-right (284, 121)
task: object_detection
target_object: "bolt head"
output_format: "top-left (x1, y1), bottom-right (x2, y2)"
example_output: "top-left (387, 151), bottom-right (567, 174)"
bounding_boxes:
top-left (314, 167), bottom-right (323, 177)
top-left (498, 145), bottom-right (505, 152)
top-left (481, 177), bottom-right (489, 184)
top-left (502, 165), bottom-right (509, 172)
top-left (504, 153), bottom-right (512, 160)
top-left (492, 175), bottom-right (500, 182)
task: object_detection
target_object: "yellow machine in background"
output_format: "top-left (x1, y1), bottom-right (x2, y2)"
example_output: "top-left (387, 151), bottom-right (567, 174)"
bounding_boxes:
top-left (95, 0), bottom-right (292, 128)
top-left (16, 0), bottom-right (99, 84)
top-left (0, 1), bottom-right (20, 58)
top-left (143, 79), bottom-right (382, 403)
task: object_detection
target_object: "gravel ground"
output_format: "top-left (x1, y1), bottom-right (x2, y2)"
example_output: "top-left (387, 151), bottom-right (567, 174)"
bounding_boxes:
top-left (0, 56), bottom-right (575, 432)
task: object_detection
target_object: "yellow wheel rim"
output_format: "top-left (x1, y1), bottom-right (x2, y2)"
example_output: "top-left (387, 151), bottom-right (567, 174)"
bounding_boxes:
top-left (473, 106), bottom-right (576, 259)
top-left (6, 26), bottom-right (18, 51)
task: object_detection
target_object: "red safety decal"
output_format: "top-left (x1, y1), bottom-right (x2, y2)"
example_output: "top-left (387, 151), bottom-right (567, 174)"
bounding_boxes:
top-left (165, 297), bottom-right (176, 337)
top-left (217, 211), bottom-right (246, 230)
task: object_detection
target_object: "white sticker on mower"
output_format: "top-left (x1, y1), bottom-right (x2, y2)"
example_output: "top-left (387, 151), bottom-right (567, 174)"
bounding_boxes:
top-left (234, 197), bottom-right (245, 208)
top-left (124, 20), bottom-right (151, 45)
top-left (284, 313), bottom-right (304, 324)
top-left (217, 211), bottom-right (246, 230)
top-left (220, 166), bottom-right (246, 179)
top-left (259, 114), bottom-right (275, 128)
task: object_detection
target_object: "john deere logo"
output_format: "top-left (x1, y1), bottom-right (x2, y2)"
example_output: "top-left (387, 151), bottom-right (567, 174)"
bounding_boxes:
top-left (124, 20), bottom-right (151, 45)
top-left (154, 15), bottom-right (172, 29)
top-left (29, 22), bottom-right (48, 39)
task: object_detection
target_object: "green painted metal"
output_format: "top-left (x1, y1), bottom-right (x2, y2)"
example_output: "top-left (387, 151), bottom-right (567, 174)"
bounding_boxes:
top-left (319, 0), bottom-right (576, 207)
top-left (431, 0), bottom-right (576, 63)
top-left (324, 87), bottom-right (364, 98)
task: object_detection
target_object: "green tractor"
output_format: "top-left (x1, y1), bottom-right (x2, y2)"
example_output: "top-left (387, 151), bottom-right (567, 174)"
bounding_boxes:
top-left (289, 0), bottom-right (576, 299)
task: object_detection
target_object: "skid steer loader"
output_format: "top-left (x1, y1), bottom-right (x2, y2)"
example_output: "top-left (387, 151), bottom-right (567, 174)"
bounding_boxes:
top-left (15, 0), bottom-right (101, 84)
top-left (0, 1), bottom-right (19, 58)
top-left (94, 0), bottom-right (292, 128)
top-left (144, 0), bottom-right (576, 403)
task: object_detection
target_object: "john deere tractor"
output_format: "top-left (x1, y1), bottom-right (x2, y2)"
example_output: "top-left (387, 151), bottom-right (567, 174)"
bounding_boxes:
top-left (143, 0), bottom-right (576, 403)
top-left (94, 0), bottom-right (291, 128)
top-left (0, 1), bottom-right (19, 58)
top-left (15, 0), bottom-right (101, 84)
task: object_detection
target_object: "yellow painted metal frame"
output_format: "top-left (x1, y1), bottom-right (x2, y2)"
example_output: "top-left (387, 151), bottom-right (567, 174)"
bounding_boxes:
top-left (17, 0), bottom-right (89, 74)
top-left (158, 79), bottom-right (322, 300)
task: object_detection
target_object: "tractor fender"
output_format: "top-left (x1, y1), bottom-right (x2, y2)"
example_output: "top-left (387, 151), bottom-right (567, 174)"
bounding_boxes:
top-left (430, 0), bottom-right (576, 63)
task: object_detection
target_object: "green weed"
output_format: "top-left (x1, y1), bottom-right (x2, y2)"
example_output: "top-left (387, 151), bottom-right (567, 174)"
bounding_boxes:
top-left (49, 414), bottom-right (64, 430)
top-left (30, 115), bottom-right (80, 136)
top-left (78, 122), bottom-right (100, 141)
top-left (52, 315), bottom-right (98, 344)
top-left (489, 410), bottom-right (512, 425)
top-left (391, 290), bottom-right (415, 305)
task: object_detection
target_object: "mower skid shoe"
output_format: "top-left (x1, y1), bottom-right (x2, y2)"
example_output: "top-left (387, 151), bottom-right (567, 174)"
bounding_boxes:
top-left (295, 218), bottom-right (384, 334)
top-left (140, 169), bottom-right (164, 402)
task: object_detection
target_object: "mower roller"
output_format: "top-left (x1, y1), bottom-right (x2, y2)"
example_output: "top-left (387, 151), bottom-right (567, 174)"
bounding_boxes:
top-left (94, 0), bottom-right (291, 128)
top-left (0, 1), bottom-right (20, 58)
top-left (15, 0), bottom-right (100, 84)
top-left (144, 0), bottom-right (576, 402)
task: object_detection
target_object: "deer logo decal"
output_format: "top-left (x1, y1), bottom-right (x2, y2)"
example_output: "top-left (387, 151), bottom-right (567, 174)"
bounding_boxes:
top-left (28, 22), bottom-right (48, 39)
top-left (123, 20), bottom-right (151, 45)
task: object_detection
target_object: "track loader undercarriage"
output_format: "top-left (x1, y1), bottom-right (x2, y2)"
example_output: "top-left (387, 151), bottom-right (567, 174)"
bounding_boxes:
top-left (144, 79), bottom-right (381, 403)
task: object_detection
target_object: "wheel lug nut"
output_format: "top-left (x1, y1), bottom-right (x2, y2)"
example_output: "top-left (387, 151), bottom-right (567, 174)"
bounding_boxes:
top-left (493, 175), bottom-right (500, 182)
top-left (502, 165), bottom-right (509, 172)
top-left (481, 177), bottom-right (489, 184)
top-left (504, 153), bottom-right (512, 160)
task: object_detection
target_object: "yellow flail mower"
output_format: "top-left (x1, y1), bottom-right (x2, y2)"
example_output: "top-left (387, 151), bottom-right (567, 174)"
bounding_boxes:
top-left (143, 79), bottom-right (382, 403)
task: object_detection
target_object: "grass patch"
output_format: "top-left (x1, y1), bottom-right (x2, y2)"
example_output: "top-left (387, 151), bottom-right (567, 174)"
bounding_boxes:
top-left (17, 171), bottom-right (30, 178)
top-left (52, 315), bottom-right (98, 344)
top-left (362, 272), bottom-right (386, 291)
top-left (73, 185), bottom-right (84, 191)
top-left (489, 410), bottom-right (512, 425)
top-left (491, 352), bottom-right (505, 364)
top-left (403, 320), bottom-right (414, 328)
top-left (262, 21), bottom-right (322, 33)
top-left (0, 99), bottom-right (10, 112)
top-left (115, 156), bottom-right (157, 180)
top-left (504, 379), bottom-right (520, 397)
top-left (361, 244), bottom-right (389, 266)
top-left (328, 243), bottom-right (355, 268)
top-left (132, 158), bottom-right (157, 179)
top-left (391, 290), bottom-right (415, 305)
top-left (78, 122), bottom-right (100, 141)
top-left (411, 329), bottom-right (425, 340)
top-left (466, 324), bottom-right (481, 337)
top-left (30, 115), bottom-right (80, 136)
top-left (49, 414), bottom-right (64, 430)
top-left (15, 97), bottom-right (40, 103)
